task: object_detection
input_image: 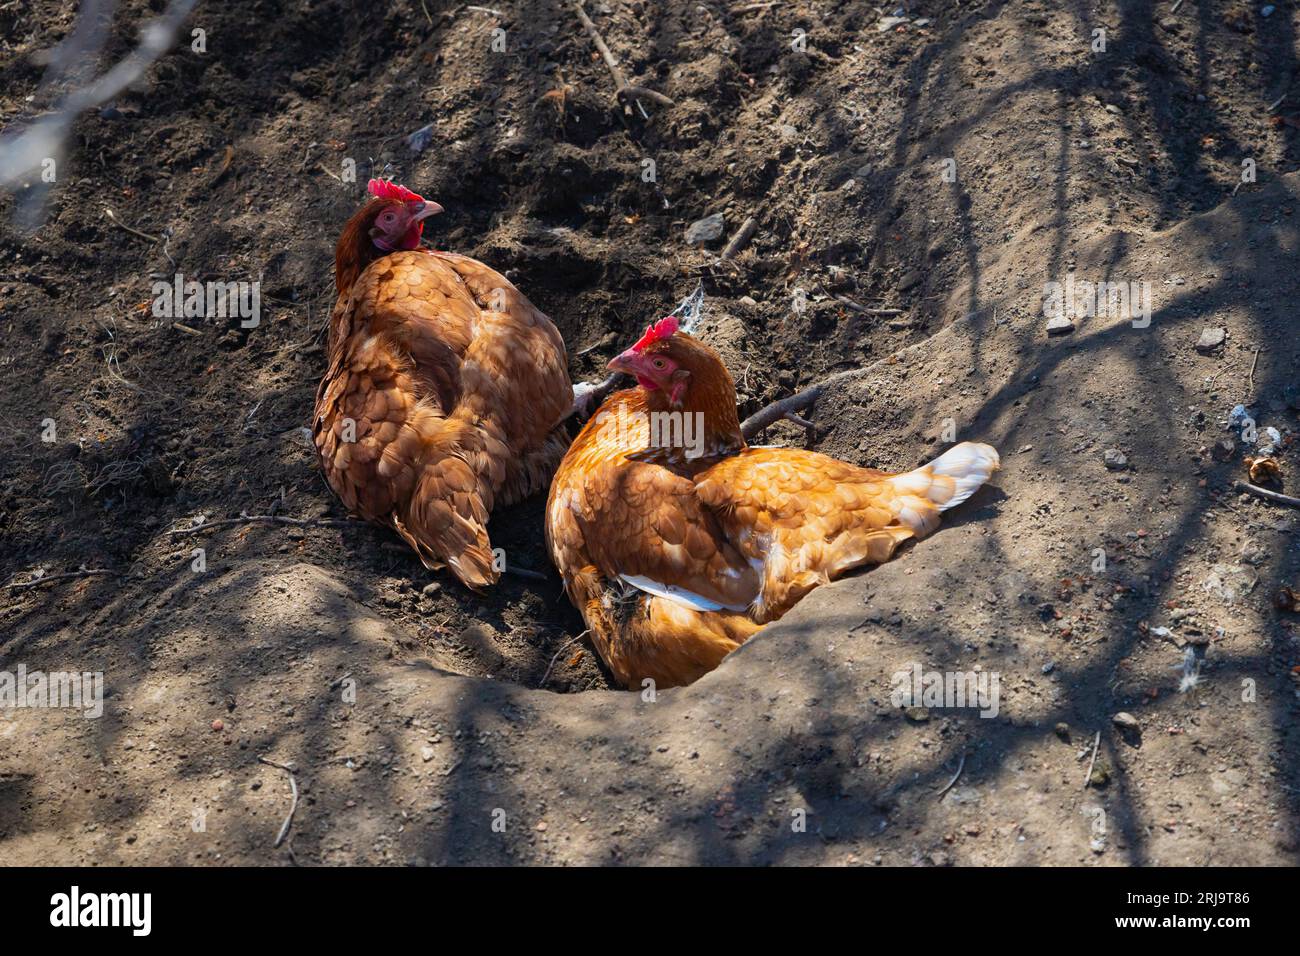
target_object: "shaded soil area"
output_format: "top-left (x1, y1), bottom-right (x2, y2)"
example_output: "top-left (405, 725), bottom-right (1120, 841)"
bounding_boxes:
top-left (1, 0), bottom-right (1298, 864)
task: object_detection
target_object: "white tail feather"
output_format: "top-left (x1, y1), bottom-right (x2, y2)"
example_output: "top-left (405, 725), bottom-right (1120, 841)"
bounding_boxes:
top-left (916, 441), bottom-right (1000, 511)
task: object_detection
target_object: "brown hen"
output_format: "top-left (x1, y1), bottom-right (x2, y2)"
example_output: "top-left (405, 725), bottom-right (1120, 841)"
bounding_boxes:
top-left (546, 317), bottom-right (1000, 688)
top-left (314, 180), bottom-right (572, 588)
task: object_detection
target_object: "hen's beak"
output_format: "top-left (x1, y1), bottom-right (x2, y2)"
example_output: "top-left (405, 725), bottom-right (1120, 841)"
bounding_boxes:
top-left (608, 349), bottom-right (644, 377)
top-left (410, 200), bottom-right (444, 222)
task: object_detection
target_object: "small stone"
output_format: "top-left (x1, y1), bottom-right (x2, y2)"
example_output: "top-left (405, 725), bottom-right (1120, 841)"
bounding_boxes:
top-left (406, 124), bottom-right (435, 153)
top-left (897, 269), bottom-right (923, 292)
top-left (1195, 327), bottom-right (1226, 352)
top-left (685, 213), bottom-right (725, 244)
top-left (1103, 448), bottom-right (1128, 470)
top-left (1090, 765), bottom-right (1111, 787)
top-left (1112, 712), bottom-right (1140, 731)
top-left (1046, 314), bottom-right (1075, 335)
top-left (421, 582), bottom-right (441, 597)
top-left (1054, 722), bottom-right (1071, 742)
top-left (903, 706), bottom-right (930, 722)
top-left (1211, 438), bottom-right (1236, 461)
top-left (421, 746), bottom-right (435, 763)
top-left (211, 719), bottom-right (224, 732)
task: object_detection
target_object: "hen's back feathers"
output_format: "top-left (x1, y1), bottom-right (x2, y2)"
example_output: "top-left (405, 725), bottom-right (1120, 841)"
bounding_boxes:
top-left (315, 250), bottom-right (571, 588)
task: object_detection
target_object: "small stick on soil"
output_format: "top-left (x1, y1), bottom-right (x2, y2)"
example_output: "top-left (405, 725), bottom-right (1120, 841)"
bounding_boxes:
top-left (732, 2), bottom-right (780, 13)
top-left (572, 2), bottom-right (670, 115)
top-left (103, 206), bottom-right (159, 244)
top-left (1248, 346), bottom-right (1260, 389)
top-left (576, 336), bottom-right (614, 356)
top-left (257, 757), bottom-right (300, 849)
top-left (539, 632), bottom-right (587, 688)
top-left (317, 162), bottom-right (343, 183)
top-left (1170, 0), bottom-right (1185, 13)
top-left (784, 412), bottom-right (816, 430)
top-left (739, 368), bottom-right (861, 439)
top-left (1268, 92), bottom-right (1288, 113)
top-left (504, 565), bottom-right (548, 581)
top-left (936, 751), bottom-right (966, 799)
top-left (616, 86), bottom-right (676, 109)
top-left (1082, 731), bottom-right (1101, 789)
top-left (572, 1), bottom-right (629, 91)
top-left (165, 513), bottom-right (361, 535)
top-left (465, 4), bottom-right (504, 14)
top-left (719, 215), bottom-right (759, 261)
top-left (832, 293), bottom-right (903, 316)
top-left (5, 568), bottom-right (118, 590)
top-left (1234, 480), bottom-right (1300, 509)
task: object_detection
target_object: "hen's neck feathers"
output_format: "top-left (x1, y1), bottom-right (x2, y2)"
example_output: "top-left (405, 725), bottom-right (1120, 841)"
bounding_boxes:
top-left (641, 355), bottom-right (746, 459)
top-left (336, 199), bottom-right (414, 296)
top-left (576, 348), bottom-right (746, 469)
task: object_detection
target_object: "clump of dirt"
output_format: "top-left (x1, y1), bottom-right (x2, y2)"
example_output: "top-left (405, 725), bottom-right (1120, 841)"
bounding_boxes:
top-left (1, 1), bottom-right (1298, 865)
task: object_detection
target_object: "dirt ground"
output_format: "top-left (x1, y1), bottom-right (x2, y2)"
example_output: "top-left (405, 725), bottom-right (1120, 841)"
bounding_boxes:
top-left (2, 0), bottom-right (1298, 865)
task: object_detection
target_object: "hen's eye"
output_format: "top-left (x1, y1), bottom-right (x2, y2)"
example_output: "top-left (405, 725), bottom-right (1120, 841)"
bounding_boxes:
top-left (652, 358), bottom-right (665, 369)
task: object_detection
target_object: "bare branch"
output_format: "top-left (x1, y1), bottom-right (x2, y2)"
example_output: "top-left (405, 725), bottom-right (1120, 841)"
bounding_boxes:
top-left (0, 0), bottom-right (198, 229)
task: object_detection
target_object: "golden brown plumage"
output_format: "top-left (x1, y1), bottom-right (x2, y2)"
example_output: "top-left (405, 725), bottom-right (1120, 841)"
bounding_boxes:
top-left (315, 185), bottom-right (571, 588)
top-left (546, 325), bottom-right (999, 689)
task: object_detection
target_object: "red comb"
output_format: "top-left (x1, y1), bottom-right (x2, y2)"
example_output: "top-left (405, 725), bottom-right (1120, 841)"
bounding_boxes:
top-left (631, 316), bottom-right (679, 352)
top-left (367, 179), bottom-right (425, 203)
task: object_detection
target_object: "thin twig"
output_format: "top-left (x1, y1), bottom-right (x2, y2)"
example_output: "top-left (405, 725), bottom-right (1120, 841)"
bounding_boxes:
top-left (103, 206), bottom-right (159, 243)
top-left (617, 86), bottom-right (675, 109)
top-left (832, 293), bottom-right (903, 316)
top-left (784, 412), bottom-right (816, 430)
top-left (572, 1), bottom-right (629, 92)
top-left (503, 565), bottom-right (548, 581)
top-left (1082, 731), bottom-right (1101, 789)
top-left (257, 757), bottom-right (300, 849)
top-left (1248, 347), bottom-right (1260, 390)
top-left (165, 512), bottom-right (361, 535)
top-left (739, 368), bottom-right (861, 439)
top-left (572, 1), bottom-right (670, 114)
top-left (539, 632), bottom-right (587, 688)
top-left (1235, 480), bottom-right (1300, 509)
top-left (936, 751), bottom-right (966, 799)
top-left (5, 568), bottom-right (118, 590)
top-left (719, 215), bottom-right (759, 261)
